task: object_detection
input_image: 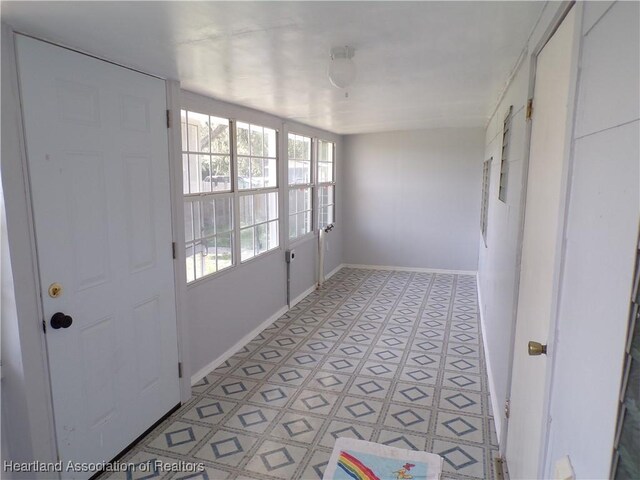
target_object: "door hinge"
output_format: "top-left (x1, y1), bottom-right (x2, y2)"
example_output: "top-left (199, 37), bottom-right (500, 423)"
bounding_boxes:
top-left (504, 399), bottom-right (511, 419)
top-left (178, 362), bottom-right (183, 378)
top-left (166, 109), bottom-right (171, 129)
top-left (42, 319), bottom-right (47, 334)
top-left (172, 242), bottom-right (176, 259)
top-left (526, 98), bottom-right (533, 120)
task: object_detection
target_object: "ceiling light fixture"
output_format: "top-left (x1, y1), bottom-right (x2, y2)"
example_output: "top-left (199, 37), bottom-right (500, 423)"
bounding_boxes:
top-left (328, 46), bottom-right (356, 94)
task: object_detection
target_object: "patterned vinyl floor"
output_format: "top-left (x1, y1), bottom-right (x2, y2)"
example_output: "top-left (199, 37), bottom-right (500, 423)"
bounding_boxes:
top-left (103, 268), bottom-right (500, 480)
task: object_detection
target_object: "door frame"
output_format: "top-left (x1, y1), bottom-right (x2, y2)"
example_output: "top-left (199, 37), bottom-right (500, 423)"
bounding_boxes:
top-left (1, 25), bottom-right (191, 475)
top-left (500, 1), bottom-right (584, 475)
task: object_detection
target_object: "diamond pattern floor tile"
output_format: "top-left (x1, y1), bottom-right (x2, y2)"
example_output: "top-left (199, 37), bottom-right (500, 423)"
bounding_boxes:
top-left (98, 269), bottom-right (499, 480)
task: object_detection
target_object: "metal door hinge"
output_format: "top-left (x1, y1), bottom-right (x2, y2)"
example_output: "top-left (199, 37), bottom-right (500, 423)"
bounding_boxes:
top-left (178, 362), bottom-right (183, 378)
top-left (493, 457), bottom-right (506, 480)
top-left (504, 399), bottom-right (511, 419)
top-left (172, 242), bottom-right (176, 259)
top-left (166, 109), bottom-right (171, 129)
top-left (526, 99), bottom-right (533, 120)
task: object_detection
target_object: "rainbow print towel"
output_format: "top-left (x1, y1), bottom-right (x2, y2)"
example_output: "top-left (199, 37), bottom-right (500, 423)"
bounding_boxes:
top-left (323, 438), bottom-right (443, 480)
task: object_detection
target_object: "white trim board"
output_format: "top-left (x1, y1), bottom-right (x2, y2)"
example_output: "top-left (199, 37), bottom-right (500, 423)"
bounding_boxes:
top-left (343, 263), bottom-right (477, 275)
top-left (325, 263), bottom-right (345, 280)
top-left (190, 284), bottom-right (317, 385)
top-left (477, 274), bottom-right (502, 442)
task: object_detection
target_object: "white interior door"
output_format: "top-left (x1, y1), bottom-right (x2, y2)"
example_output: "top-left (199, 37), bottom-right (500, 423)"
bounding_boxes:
top-left (505, 7), bottom-right (577, 479)
top-left (16, 35), bottom-right (180, 478)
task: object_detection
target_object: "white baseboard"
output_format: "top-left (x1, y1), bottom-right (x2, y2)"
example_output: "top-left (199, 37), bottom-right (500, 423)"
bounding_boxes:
top-left (190, 305), bottom-right (288, 385)
top-left (190, 281), bottom-right (321, 385)
top-left (291, 284), bottom-right (317, 307)
top-left (325, 263), bottom-right (345, 280)
top-left (343, 263), bottom-right (477, 275)
top-left (477, 274), bottom-right (502, 443)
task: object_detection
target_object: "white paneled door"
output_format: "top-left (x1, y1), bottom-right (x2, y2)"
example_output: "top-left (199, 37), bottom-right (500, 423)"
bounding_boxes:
top-left (505, 6), bottom-right (577, 479)
top-left (16, 35), bottom-right (180, 478)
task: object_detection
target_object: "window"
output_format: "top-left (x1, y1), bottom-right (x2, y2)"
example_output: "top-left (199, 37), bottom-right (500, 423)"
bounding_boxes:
top-left (236, 122), bottom-right (279, 262)
top-left (181, 110), bottom-right (279, 282)
top-left (498, 105), bottom-right (513, 202)
top-left (182, 111), bottom-right (234, 282)
top-left (288, 133), bottom-right (313, 240)
top-left (480, 158), bottom-right (492, 246)
top-left (317, 140), bottom-right (336, 229)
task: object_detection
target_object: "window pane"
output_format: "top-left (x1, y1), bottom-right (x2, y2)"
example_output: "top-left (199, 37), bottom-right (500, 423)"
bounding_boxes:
top-left (217, 232), bottom-right (233, 270)
top-left (184, 202), bottom-right (194, 242)
top-left (265, 158), bottom-right (277, 188)
top-left (215, 197), bottom-right (232, 234)
top-left (193, 201), bottom-right (203, 240)
top-left (268, 192), bottom-right (278, 221)
top-left (194, 242), bottom-right (204, 279)
top-left (238, 157), bottom-right (251, 190)
top-left (187, 111), bottom-right (210, 153)
top-left (202, 199), bottom-right (215, 238)
top-left (186, 244), bottom-right (195, 283)
top-left (251, 158), bottom-right (264, 189)
top-left (188, 154), bottom-right (200, 194)
top-left (254, 193), bottom-right (267, 224)
top-left (239, 195), bottom-right (253, 228)
top-left (202, 237), bottom-right (217, 277)
top-left (265, 128), bottom-right (277, 158)
top-left (256, 223), bottom-right (268, 255)
top-left (289, 214), bottom-right (297, 239)
top-left (318, 162), bottom-right (330, 183)
top-left (182, 154), bottom-right (189, 194)
top-left (296, 212), bottom-right (306, 238)
top-left (209, 155), bottom-right (231, 192)
top-left (210, 116), bottom-right (230, 154)
top-left (237, 122), bottom-right (250, 156)
top-left (241, 227), bottom-right (255, 261)
top-left (268, 220), bottom-right (279, 250)
top-left (305, 210), bottom-right (312, 233)
top-left (250, 124), bottom-right (263, 156)
top-left (288, 189), bottom-right (297, 215)
top-left (328, 204), bottom-right (335, 225)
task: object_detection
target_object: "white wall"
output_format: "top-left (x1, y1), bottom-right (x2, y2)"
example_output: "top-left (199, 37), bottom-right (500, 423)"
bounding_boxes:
top-left (180, 92), bottom-right (344, 381)
top-left (343, 128), bottom-right (484, 271)
top-left (545, 2), bottom-right (639, 477)
top-left (477, 51), bottom-right (530, 445)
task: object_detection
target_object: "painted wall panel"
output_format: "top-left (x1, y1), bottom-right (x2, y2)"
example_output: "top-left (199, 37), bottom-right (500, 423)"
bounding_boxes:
top-left (545, 2), bottom-right (640, 476)
top-left (575, 1), bottom-right (640, 138)
top-left (343, 128), bottom-right (484, 271)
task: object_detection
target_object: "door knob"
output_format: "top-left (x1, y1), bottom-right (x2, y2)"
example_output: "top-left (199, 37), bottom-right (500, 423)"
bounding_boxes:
top-left (528, 341), bottom-right (547, 356)
top-left (50, 312), bottom-right (73, 329)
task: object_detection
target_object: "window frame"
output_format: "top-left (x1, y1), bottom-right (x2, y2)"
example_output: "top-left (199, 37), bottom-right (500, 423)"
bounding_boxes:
top-left (317, 139), bottom-right (336, 231)
top-left (234, 121), bottom-right (281, 264)
top-left (181, 105), bottom-right (282, 285)
top-left (287, 132), bottom-right (315, 242)
top-left (181, 110), bottom-right (235, 283)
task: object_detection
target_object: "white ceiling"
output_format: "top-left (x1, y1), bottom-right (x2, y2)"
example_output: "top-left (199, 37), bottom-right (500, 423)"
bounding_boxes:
top-left (2, 1), bottom-right (544, 135)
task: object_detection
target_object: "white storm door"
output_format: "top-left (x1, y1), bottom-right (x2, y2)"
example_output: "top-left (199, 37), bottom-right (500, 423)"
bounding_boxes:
top-left (16, 35), bottom-right (180, 477)
top-left (505, 7), bottom-right (577, 479)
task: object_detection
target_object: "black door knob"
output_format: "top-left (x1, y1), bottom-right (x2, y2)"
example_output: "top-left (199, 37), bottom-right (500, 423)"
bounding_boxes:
top-left (50, 312), bottom-right (73, 329)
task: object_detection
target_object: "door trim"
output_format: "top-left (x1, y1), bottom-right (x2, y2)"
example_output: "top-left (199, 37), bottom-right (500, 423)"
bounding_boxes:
top-left (501, 1), bottom-right (584, 475)
top-left (1, 25), bottom-right (59, 474)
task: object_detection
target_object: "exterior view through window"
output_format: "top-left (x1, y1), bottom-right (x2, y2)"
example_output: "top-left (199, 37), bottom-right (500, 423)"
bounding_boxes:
top-left (181, 110), bottom-right (335, 282)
